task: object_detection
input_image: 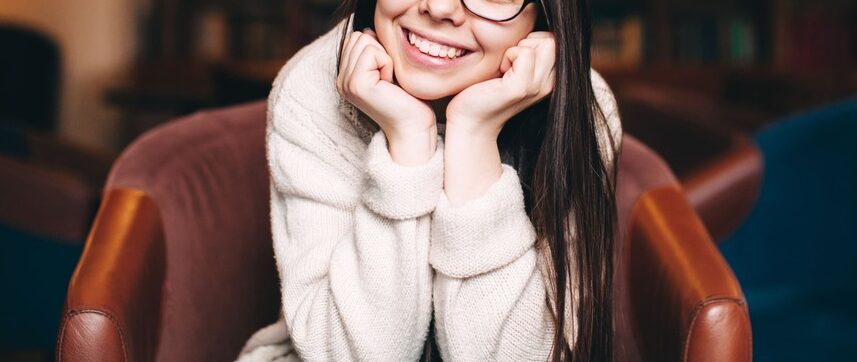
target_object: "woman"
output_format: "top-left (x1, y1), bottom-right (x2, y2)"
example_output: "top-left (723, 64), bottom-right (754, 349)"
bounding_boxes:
top-left (238, 0), bottom-right (621, 360)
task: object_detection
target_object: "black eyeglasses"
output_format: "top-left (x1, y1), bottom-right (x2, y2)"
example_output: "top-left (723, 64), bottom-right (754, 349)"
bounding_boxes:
top-left (460, 0), bottom-right (550, 28)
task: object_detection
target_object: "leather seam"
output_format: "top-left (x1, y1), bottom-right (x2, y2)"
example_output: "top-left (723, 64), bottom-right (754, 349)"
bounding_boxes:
top-left (58, 308), bottom-right (130, 361)
top-left (56, 308), bottom-right (69, 362)
top-left (682, 297), bottom-right (747, 362)
top-left (742, 301), bottom-right (753, 362)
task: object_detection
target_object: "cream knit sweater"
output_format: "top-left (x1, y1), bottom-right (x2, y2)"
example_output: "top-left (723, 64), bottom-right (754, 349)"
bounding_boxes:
top-left (237, 18), bottom-right (622, 362)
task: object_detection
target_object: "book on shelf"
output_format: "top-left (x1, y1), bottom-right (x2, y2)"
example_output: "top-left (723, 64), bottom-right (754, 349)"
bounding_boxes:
top-left (592, 13), bottom-right (759, 68)
top-left (593, 16), bottom-right (645, 68)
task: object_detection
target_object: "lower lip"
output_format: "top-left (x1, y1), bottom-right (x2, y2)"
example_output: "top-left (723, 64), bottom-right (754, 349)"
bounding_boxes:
top-left (401, 28), bottom-right (472, 70)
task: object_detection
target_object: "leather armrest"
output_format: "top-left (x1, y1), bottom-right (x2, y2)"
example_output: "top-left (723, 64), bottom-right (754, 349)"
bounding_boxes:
top-left (57, 188), bottom-right (165, 362)
top-left (628, 186), bottom-right (751, 362)
top-left (683, 139), bottom-right (763, 242)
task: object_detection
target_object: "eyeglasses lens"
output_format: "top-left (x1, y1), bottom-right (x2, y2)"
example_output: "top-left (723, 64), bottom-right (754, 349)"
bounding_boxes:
top-left (462, 0), bottom-right (526, 21)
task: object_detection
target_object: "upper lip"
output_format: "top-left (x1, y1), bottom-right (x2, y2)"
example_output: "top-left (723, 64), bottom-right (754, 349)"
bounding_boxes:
top-left (404, 27), bottom-right (474, 51)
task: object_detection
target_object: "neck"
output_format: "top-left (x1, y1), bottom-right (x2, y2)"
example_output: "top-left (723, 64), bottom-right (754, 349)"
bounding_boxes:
top-left (428, 95), bottom-right (453, 124)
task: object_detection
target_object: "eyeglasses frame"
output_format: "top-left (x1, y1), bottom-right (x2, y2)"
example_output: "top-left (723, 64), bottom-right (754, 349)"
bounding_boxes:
top-left (460, 0), bottom-right (551, 28)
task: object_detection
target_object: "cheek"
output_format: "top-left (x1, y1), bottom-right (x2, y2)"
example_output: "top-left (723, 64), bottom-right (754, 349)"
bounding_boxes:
top-left (375, 0), bottom-right (410, 22)
top-left (472, 23), bottom-right (531, 67)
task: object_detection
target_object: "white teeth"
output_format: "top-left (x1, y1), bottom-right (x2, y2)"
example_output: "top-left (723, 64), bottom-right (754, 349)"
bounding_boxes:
top-left (407, 30), bottom-right (465, 59)
top-left (429, 44), bottom-right (440, 56)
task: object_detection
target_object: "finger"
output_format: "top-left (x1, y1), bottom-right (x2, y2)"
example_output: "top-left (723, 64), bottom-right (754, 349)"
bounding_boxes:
top-left (541, 67), bottom-right (555, 99)
top-left (340, 31), bottom-right (362, 73)
top-left (501, 46), bottom-right (536, 97)
top-left (344, 35), bottom-right (385, 90)
top-left (350, 45), bottom-right (393, 92)
top-left (367, 45), bottom-right (394, 83)
top-left (362, 28), bottom-right (393, 59)
top-left (516, 38), bottom-right (544, 49)
top-left (338, 31), bottom-right (362, 90)
top-left (516, 38), bottom-right (555, 87)
top-left (526, 31), bottom-right (553, 39)
top-left (500, 45), bottom-right (534, 73)
top-left (499, 46), bottom-right (518, 74)
top-left (345, 31), bottom-right (366, 78)
top-left (337, 31), bottom-right (350, 90)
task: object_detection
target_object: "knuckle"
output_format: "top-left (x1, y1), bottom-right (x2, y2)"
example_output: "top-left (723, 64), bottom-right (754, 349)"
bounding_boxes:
top-left (346, 78), bottom-right (365, 96)
top-left (344, 78), bottom-right (355, 95)
top-left (527, 85), bottom-right (540, 97)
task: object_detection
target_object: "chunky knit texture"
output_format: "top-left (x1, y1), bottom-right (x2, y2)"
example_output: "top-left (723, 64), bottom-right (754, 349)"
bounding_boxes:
top-left (237, 17), bottom-right (622, 362)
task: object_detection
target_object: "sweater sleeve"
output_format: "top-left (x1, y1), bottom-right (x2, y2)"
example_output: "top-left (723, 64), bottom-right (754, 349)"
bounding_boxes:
top-left (429, 164), bottom-right (556, 361)
top-left (268, 104), bottom-right (442, 361)
top-left (429, 69), bottom-right (623, 361)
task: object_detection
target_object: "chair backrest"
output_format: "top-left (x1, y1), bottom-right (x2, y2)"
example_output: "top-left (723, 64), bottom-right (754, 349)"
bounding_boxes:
top-left (613, 137), bottom-right (752, 361)
top-left (58, 101), bottom-right (280, 361)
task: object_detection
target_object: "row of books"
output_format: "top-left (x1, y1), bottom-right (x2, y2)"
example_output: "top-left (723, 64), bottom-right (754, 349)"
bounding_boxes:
top-left (592, 15), bottom-right (758, 67)
top-left (592, 0), bottom-right (856, 69)
top-left (138, 0), bottom-right (339, 61)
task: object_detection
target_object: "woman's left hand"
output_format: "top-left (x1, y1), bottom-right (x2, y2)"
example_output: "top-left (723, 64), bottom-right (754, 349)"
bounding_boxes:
top-left (445, 32), bottom-right (555, 138)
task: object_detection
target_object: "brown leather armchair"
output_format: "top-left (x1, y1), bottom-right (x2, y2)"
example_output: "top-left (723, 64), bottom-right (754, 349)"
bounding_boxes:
top-left (612, 136), bottom-right (752, 361)
top-left (57, 101), bottom-right (751, 361)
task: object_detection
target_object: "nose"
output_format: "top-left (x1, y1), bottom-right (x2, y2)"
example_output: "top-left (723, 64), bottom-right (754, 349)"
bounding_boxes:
top-left (419, 0), bottom-right (466, 26)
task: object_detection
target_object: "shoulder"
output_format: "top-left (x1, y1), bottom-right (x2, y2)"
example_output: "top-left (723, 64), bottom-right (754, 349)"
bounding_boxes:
top-left (266, 17), bottom-right (370, 183)
top-left (267, 19), bottom-right (347, 134)
top-left (590, 68), bottom-right (623, 169)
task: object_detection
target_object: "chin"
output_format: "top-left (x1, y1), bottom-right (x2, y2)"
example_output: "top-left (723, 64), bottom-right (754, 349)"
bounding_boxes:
top-left (396, 73), bottom-right (468, 100)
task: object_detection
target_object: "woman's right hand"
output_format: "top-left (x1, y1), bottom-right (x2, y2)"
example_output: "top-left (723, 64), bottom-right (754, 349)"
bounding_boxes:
top-left (337, 28), bottom-right (438, 165)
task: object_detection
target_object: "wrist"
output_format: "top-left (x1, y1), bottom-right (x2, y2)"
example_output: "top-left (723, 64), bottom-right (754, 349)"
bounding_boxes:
top-left (444, 115), bottom-right (501, 142)
top-left (385, 126), bottom-right (438, 166)
top-left (442, 134), bottom-right (503, 206)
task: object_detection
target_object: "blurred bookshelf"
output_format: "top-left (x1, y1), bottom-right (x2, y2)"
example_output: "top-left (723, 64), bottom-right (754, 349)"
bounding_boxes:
top-left (592, 0), bottom-right (857, 121)
top-left (135, 0), bottom-right (340, 61)
top-left (591, 0), bottom-right (857, 184)
top-left (592, 0), bottom-right (857, 71)
top-left (109, 0), bottom-right (340, 149)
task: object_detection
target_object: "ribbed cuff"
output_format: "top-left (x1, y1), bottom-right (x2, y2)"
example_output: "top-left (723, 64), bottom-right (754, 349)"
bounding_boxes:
top-left (362, 130), bottom-right (444, 220)
top-left (429, 164), bottom-right (537, 278)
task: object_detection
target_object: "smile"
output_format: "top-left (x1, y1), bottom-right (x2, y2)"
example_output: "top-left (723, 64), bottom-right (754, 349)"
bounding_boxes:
top-left (407, 30), bottom-right (468, 59)
top-left (400, 27), bottom-right (473, 69)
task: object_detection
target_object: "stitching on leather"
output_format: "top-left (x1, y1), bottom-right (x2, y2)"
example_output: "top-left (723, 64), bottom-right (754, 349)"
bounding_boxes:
top-left (743, 301), bottom-right (753, 362)
top-left (57, 309), bottom-right (130, 361)
top-left (682, 297), bottom-right (748, 362)
top-left (57, 308), bottom-right (68, 362)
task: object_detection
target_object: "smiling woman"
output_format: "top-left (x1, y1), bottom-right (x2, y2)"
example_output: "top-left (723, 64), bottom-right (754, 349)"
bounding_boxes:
top-left (237, 0), bottom-right (622, 361)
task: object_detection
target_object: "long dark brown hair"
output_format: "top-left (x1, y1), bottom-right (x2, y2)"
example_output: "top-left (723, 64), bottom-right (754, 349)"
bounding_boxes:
top-left (331, 1), bottom-right (617, 361)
